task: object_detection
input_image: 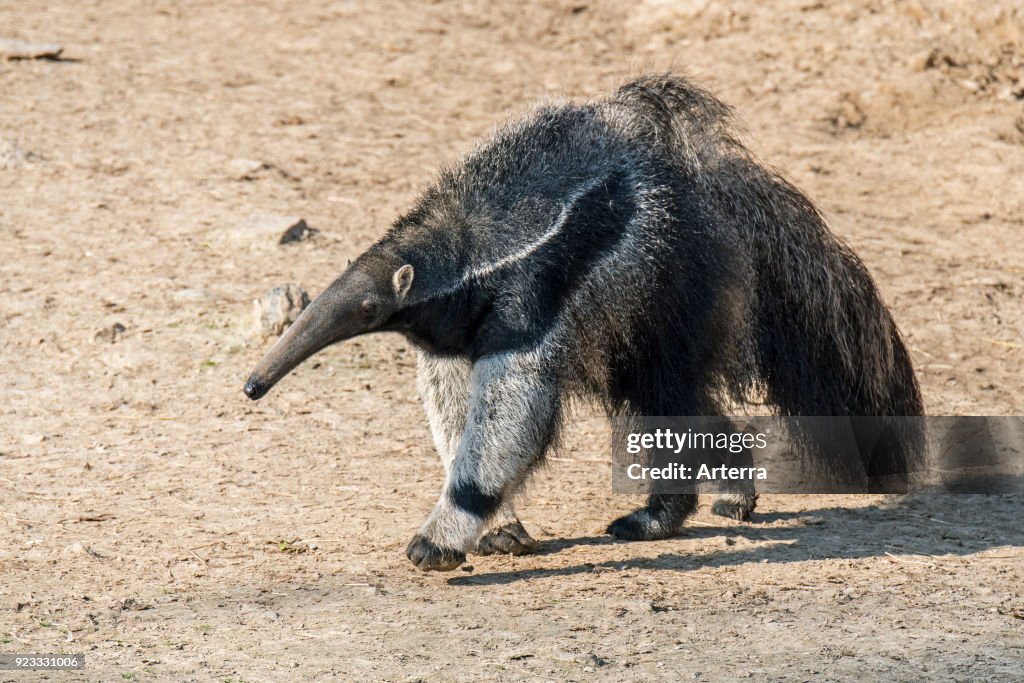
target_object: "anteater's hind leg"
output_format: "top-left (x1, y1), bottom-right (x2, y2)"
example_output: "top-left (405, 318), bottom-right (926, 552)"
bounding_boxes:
top-left (608, 491), bottom-right (757, 536)
top-left (711, 493), bottom-right (757, 521)
top-left (416, 351), bottom-right (537, 558)
top-left (407, 347), bottom-right (559, 570)
top-left (711, 438), bottom-right (758, 520)
top-left (608, 411), bottom-right (752, 537)
top-left (607, 493), bottom-right (697, 540)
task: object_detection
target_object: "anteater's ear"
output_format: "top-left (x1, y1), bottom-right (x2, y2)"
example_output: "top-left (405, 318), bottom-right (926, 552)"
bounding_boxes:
top-left (393, 264), bottom-right (414, 301)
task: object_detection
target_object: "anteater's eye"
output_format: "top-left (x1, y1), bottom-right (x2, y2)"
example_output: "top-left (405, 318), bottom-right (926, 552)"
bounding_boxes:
top-left (361, 300), bottom-right (379, 320)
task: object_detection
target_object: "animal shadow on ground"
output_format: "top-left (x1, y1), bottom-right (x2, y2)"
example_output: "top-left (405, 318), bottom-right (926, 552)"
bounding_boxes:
top-left (448, 489), bottom-right (1024, 586)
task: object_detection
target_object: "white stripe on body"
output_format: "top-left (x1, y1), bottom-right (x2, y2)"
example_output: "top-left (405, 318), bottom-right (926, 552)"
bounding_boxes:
top-left (409, 174), bottom-right (608, 305)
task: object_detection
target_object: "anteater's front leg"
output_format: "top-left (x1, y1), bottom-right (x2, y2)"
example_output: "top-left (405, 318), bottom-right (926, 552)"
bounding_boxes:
top-left (417, 351), bottom-right (538, 556)
top-left (406, 349), bottom-right (559, 571)
top-left (416, 351), bottom-right (471, 471)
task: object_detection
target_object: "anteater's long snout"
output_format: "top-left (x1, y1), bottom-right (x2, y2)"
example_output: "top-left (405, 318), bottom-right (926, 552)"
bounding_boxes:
top-left (242, 290), bottom-right (347, 401)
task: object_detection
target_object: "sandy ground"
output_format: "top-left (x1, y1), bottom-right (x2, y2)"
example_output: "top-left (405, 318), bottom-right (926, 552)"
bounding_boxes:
top-left (1, 0), bottom-right (1022, 680)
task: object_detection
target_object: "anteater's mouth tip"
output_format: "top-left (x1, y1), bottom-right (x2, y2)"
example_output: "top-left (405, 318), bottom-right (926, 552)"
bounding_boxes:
top-left (243, 378), bottom-right (268, 401)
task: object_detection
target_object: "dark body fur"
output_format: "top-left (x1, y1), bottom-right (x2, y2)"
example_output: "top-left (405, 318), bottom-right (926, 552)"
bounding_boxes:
top-left (380, 75), bottom-right (922, 426)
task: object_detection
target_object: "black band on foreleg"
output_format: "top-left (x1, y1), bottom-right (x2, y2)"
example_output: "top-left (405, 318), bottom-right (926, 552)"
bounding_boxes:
top-left (449, 479), bottom-right (503, 520)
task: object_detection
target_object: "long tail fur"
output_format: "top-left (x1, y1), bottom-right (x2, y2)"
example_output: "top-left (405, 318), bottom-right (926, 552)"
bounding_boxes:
top-left (611, 75), bottom-right (925, 483)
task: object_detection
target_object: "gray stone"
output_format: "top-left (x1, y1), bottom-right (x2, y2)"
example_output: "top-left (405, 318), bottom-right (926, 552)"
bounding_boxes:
top-left (254, 284), bottom-right (310, 336)
top-left (95, 322), bottom-right (127, 343)
top-left (0, 38), bottom-right (63, 60)
top-left (226, 157), bottom-right (268, 180)
top-left (278, 218), bottom-right (319, 245)
top-left (230, 213), bottom-right (316, 245)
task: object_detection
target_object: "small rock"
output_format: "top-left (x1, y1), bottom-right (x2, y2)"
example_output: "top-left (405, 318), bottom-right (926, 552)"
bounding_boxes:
top-left (226, 158), bottom-right (268, 180)
top-left (274, 114), bottom-right (305, 127)
top-left (578, 654), bottom-right (608, 668)
top-left (618, 599), bottom-right (656, 613)
top-left (261, 610), bottom-right (280, 621)
top-left (0, 38), bottom-right (63, 61)
top-left (230, 213), bottom-right (310, 244)
top-left (21, 433), bottom-right (45, 445)
top-left (94, 323), bottom-right (127, 343)
top-left (64, 541), bottom-right (91, 555)
top-left (254, 284), bottom-right (310, 336)
top-left (830, 92), bottom-right (866, 129)
top-left (907, 49), bottom-right (934, 72)
top-left (0, 139), bottom-right (32, 169)
top-left (172, 288), bottom-right (208, 302)
top-left (118, 598), bottom-right (152, 611)
top-left (278, 218), bottom-right (319, 245)
top-left (960, 79), bottom-right (980, 93)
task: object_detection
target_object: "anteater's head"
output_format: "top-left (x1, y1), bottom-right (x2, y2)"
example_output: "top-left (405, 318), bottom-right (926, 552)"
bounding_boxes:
top-left (243, 255), bottom-right (414, 401)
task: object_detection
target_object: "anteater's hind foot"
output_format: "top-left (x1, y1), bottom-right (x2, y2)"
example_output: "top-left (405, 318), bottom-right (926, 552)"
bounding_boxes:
top-left (476, 520), bottom-right (537, 556)
top-left (607, 493), bottom-right (697, 541)
top-left (711, 493), bottom-right (757, 521)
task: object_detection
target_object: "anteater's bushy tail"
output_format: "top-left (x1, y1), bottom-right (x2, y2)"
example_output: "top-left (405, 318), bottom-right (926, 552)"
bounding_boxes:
top-left (737, 162), bottom-right (925, 485)
top-left (612, 74), bottom-right (925, 485)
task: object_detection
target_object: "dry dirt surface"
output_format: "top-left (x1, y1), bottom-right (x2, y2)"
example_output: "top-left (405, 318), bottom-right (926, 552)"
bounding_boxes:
top-left (2, 1), bottom-right (1023, 680)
